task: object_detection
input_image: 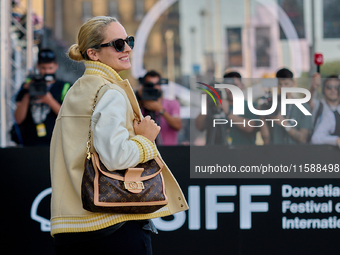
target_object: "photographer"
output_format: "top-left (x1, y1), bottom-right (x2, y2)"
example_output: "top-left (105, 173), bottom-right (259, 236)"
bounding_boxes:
top-left (136, 70), bottom-right (182, 145)
top-left (13, 48), bottom-right (71, 146)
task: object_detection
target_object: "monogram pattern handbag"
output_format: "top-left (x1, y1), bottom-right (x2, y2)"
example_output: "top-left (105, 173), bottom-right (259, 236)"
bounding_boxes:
top-left (81, 85), bottom-right (168, 214)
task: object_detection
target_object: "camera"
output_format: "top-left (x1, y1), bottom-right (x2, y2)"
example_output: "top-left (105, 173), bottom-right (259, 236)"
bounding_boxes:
top-left (139, 77), bottom-right (168, 101)
top-left (28, 74), bottom-right (55, 97)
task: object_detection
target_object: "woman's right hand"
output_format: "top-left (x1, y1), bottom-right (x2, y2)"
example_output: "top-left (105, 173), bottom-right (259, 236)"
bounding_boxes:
top-left (133, 115), bottom-right (160, 142)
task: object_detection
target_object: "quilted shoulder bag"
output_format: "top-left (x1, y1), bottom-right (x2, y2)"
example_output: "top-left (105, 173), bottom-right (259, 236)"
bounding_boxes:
top-left (81, 85), bottom-right (168, 214)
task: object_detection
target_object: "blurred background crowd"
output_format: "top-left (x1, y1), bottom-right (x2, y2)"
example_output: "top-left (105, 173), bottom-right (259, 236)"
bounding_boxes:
top-left (0, 0), bottom-right (339, 148)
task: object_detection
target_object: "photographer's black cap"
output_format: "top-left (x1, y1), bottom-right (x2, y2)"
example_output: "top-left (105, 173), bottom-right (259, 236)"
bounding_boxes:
top-left (38, 48), bottom-right (56, 64)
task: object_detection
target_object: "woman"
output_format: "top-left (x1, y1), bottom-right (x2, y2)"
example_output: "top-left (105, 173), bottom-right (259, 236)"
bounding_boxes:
top-left (50, 16), bottom-right (188, 254)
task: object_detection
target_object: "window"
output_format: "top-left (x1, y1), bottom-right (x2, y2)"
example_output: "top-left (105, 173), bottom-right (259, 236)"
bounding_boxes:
top-left (278, 0), bottom-right (305, 39)
top-left (226, 28), bottom-right (243, 67)
top-left (323, 0), bottom-right (340, 38)
top-left (108, 0), bottom-right (119, 19)
top-left (82, 1), bottom-right (92, 22)
top-left (256, 27), bottom-right (271, 67)
top-left (135, 0), bottom-right (144, 21)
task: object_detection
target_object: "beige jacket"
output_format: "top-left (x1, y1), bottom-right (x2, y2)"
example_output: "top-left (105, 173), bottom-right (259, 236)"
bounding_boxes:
top-left (50, 61), bottom-right (188, 236)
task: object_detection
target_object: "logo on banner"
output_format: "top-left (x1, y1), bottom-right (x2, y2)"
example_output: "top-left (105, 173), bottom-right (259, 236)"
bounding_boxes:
top-left (197, 82), bottom-right (223, 115)
top-left (198, 83), bottom-right (311, 128)
top-left (31, 188), bottom-right (52, 232)
top-left (153, 185), bottom-right (271, 231)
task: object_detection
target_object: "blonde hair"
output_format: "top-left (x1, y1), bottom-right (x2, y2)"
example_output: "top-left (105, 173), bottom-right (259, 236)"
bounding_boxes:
top-left (68, 16), bottom-right (118, 61)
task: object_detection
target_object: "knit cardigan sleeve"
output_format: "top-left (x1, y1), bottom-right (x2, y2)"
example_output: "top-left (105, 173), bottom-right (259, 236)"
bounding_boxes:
top-left (91, 89), bottom-right (157, 170)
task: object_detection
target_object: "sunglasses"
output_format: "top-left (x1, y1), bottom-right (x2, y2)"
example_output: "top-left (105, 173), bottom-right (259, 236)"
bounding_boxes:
top-left (325, 84), bottom-right (340, 90)
top-left (96, 36), bottom-right (134, 52)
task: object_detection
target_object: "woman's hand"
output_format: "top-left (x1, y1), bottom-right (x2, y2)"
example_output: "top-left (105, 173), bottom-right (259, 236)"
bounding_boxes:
top-left (133, 115), bottom-right (161, 142)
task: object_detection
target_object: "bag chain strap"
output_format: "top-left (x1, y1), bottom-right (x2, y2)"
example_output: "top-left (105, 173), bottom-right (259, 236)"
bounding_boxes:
top-left (86, 85), bottom-right (142, 160)
top-left (86, 85), bottom-right (106, 160)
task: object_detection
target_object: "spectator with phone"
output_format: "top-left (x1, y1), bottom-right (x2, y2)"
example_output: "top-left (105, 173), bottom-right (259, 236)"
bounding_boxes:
top-left (136, 70), bottom-right (182, 145)
top-left (12, 48), bottom-right (71, 146)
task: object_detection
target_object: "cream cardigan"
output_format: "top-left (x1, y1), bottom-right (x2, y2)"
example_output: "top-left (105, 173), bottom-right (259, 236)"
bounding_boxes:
top-left (50, 61), bottom-right (188, 236)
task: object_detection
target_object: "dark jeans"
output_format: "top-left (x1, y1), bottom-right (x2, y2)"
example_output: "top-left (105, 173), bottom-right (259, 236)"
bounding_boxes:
top-left (55, 221), bottom-right (152, 255)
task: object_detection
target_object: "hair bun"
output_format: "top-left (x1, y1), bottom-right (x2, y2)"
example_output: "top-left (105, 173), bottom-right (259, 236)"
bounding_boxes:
top-left (68, 44), bottom-right (84, 61)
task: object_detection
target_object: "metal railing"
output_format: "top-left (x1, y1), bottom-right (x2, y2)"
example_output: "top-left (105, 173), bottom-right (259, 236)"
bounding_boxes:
top-left (0, 0), bottom-right (34, 147)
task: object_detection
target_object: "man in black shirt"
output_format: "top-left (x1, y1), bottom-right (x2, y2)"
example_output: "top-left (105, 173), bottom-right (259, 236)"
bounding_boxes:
top-left (13, 48), bottom-right (71, 146)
